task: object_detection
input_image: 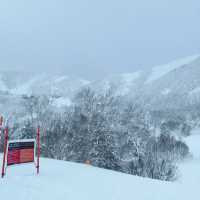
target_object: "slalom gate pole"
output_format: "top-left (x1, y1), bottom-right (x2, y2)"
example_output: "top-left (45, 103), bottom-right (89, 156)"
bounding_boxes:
top-left (1, 127), bottom-right (8, 178)
top-left (0, 116), bottom-right (3, 149)
top-left (0, 116), bottom-right (3, 127)
top-left (36, 126), bottom-right (40, 174)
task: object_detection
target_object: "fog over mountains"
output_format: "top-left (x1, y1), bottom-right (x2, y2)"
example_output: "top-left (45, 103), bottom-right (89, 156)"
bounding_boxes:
top-left (0, 54), bottom-right (200, 114)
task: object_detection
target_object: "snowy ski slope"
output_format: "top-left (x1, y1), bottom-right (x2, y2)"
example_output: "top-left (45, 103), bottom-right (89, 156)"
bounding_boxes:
top-left (0, 133), bottom-right (200, 200)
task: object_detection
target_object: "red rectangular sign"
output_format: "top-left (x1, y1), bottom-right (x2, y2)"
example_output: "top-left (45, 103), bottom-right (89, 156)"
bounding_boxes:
top-left (7, 140), bottom-right (35, 166)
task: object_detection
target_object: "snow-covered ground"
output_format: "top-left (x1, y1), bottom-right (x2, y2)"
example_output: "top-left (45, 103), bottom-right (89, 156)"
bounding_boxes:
top-left (184, 134), bottom-right (200, 159)
top-left (0, 158), bottom-right (175, 200)
top-left (0, 133), bottom-right (200, 200)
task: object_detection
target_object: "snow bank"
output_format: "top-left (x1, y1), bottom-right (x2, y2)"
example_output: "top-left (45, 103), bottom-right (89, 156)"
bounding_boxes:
top-left (0, 132), bottom-right (200, 200)
top-left (0, 155), bottom-right (199, 200)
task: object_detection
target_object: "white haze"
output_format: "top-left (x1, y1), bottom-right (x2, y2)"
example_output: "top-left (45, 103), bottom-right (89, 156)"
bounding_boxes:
top-left (0, 0), bottom-right (199, 80)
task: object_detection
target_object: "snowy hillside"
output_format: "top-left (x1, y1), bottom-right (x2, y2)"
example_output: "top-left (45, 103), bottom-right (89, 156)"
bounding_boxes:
top-left (0, 71), bottom-right (90, 113)
top-left (0, 54), bottom-right (200, 123)
top-left (1, 54), bottom-right (200, 111)
top-left (0, 157), bottom-right (165, 200)
top-left (92, 54), bottom-right (200, 109)
top-left (145, 54), bottom-right (200, 84)
top-left (0, 132), bottom-right (200, 200)
top-left (0, 71), bottom-right (90, 97)
top-left (142, 55), bottom-right (200, 109)
top-left (91, 71), bottom-right (143, 96)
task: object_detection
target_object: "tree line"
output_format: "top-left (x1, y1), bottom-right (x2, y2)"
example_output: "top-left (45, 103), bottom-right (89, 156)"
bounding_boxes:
top-left (0, 88), bottom-right (190, 181)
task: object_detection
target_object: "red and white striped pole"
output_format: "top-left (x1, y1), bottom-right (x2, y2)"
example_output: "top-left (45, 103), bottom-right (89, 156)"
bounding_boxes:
top-left (2, 127), bottom-right (8, 178)
top-left (36, 126), bottom-right (40, 174)
top-left (0, 116), bottom-right (3, 127)
top-left (0, 116), bottom-right (3, 141)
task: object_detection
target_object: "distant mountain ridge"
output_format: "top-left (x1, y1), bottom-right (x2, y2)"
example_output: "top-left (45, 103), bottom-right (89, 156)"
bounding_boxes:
top-left (0, 71), bottom-right (90, 96)
top-left (91, 54), bottom-right (200, 110)
top-left (0, 54), bottom-right (200, 112)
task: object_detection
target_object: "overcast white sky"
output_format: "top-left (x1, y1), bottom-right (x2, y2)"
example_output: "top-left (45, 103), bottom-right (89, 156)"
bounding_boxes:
top-left (0, 0), bottom-right (199, 79)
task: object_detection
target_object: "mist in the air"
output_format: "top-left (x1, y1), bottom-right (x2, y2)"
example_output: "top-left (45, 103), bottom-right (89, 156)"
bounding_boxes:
top-left (0, 0), bottom-right (199, 80)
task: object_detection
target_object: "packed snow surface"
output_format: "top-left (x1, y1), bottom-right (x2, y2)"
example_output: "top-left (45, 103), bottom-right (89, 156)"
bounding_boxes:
top-left (0, 158), bottom-right (175, 200)
top-left (0, 131), bottom-right (200, 200)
